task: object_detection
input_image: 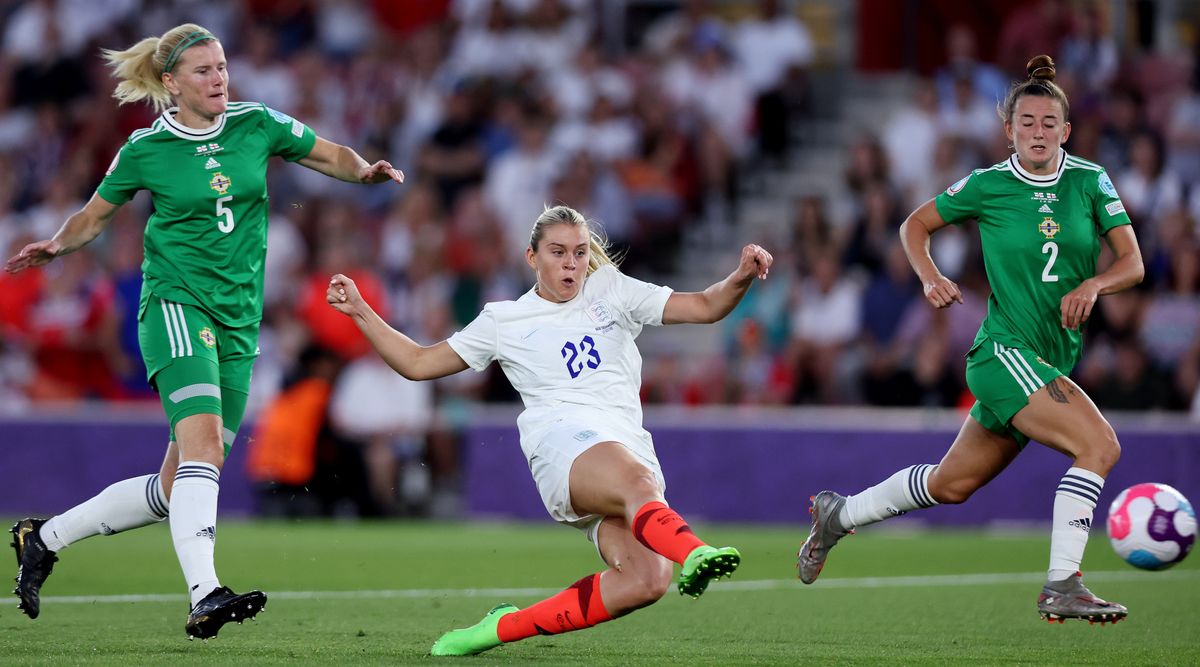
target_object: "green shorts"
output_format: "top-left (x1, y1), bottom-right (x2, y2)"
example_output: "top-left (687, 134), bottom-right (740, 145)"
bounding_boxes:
top-left (138, 294), bottom-right (259, 455)
top-left (965, 337), bottom-right (1063, 447)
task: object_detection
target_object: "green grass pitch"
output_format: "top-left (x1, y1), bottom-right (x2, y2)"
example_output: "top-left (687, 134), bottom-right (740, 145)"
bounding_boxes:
top-left (1, 520), bottom-right (1196, 665)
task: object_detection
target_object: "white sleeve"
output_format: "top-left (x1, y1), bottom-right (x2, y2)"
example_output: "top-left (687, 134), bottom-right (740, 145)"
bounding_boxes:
top-left (446, 307), bottom-right (499, 372)
top-left (613, 268), bottom-right (674, 326)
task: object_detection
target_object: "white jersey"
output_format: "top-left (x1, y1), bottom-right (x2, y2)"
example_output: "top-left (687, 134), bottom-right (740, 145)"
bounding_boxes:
top-left (447, 264), bottom-right (673, 456)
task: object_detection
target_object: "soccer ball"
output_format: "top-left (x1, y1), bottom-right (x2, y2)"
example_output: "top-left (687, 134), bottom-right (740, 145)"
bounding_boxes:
top-left (1107, 483), bottom-right (1196, 570)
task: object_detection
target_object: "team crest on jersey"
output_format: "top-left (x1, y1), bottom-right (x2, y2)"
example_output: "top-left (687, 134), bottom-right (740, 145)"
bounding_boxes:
top-left (1039, 217), bottom-right (1060, 239)
top-left (586, 300), bottom-right (613, 325)
top-left (209, 172), bottom-right (231, 195)
top-left (1098, 172), bottom-right (1118, 198)
top-left (946, 175), bottom-right (969, 196)
top-left (199, 327), bottom-right (216, 349)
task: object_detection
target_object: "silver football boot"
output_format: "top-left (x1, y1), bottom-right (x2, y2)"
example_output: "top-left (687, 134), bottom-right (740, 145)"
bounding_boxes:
top-left (1037, 572), bottom-right (1128, 624)
top-left (797, 491), bottom-right (852, 584)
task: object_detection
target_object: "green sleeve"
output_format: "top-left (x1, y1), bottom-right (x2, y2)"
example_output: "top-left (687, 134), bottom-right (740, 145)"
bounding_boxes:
top-left (1093, 169), bottom-right (1132, 234)
top-left (261, 105), bottom-right (317, 162)
top-left (95, 142), bottom-right (142, 206)
top-left (933, 170), bottom-right (983, 225)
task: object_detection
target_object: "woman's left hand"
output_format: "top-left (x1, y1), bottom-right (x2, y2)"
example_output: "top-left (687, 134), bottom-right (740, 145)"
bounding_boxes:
top-left (1060, 278), bottom-right (1100, 330)
top-left (736, 244), bottom-right (773, 281)
top-left (357, 160), bottom-right (405, 184)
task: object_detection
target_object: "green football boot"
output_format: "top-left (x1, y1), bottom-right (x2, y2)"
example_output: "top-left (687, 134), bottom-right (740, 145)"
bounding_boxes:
top-left (430, 603), bottom-right (519, 656)
top-left (677, 545), bottom-right (741, 599)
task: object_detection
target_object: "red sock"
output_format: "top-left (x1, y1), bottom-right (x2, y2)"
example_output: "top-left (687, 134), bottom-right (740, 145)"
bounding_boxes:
top-left (632, 501), bottom-right (707, 564)
top-left (497, 573), bottom-right (611, 643)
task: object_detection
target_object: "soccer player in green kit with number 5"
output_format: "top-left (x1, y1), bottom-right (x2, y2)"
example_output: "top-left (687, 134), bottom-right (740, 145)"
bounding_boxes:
top-left (797, 56), bottom-right (1144, 624)
top-left (6, 23), bottom-right (403, 639)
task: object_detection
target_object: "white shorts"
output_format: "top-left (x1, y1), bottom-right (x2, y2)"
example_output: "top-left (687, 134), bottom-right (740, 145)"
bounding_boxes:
top-left (527, 419), bottom-right (666, 547)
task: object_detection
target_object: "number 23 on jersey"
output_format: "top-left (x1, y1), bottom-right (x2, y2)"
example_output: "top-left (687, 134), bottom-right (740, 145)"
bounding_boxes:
top-left (561, 336), bottom-right (602, 378)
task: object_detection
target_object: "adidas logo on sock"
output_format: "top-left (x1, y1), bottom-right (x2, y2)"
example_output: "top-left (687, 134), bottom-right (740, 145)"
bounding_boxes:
top-left (1068, 518), bottom-right (1091, 532)
top-left (196, 526), bottom-right (216, 541)
top-left (204, 157), bottom-right (221, 170)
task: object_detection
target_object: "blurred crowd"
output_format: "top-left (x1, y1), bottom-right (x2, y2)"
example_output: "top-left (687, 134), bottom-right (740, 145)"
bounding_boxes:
top-left (0, 0), bottom-right (1196, 516)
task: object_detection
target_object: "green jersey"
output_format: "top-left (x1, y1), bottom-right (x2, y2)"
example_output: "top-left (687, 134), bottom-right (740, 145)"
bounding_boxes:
top-left (934, 150), bottom-right (1131, 372)
top-left (97, 102), bottom-right (317, 327)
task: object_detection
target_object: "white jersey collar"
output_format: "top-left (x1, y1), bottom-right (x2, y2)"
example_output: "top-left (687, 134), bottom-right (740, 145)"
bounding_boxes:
top-left (160, 107), bottom-right (226, 141)
top-left (1007, 148), bottom-right (1066, 187)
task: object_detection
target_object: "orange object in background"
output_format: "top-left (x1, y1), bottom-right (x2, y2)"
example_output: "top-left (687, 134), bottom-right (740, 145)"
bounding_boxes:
top-left (296, 269), bottom-right (389, 361)
top-left (246, 377), bottom-right (332, 486)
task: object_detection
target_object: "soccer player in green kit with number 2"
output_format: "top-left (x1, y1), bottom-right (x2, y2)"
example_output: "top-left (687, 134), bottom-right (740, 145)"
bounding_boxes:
top-left (797, 56), bottom-right (1144, 624)
top-left (6, 23), bottom-right (402, 639)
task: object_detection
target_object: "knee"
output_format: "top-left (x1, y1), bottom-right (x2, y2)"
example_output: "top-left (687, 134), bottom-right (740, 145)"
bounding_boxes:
top-left (180, 440), bottom-right (226, 469)
top-left (634, 560), bottom-right (674, 605)
top-left (620, 466), bottom-right (663, 508)
top-left (1085, 426), bottom-right (1121, 474)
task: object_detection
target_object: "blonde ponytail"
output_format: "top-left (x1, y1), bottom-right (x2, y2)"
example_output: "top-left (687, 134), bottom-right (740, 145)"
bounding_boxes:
top-left (101, 23), bottom-right (216, 112)
top-left (529, 205), bottom-right (622, 275)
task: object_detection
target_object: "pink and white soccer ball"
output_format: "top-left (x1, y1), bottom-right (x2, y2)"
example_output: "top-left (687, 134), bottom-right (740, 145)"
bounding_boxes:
top-left (1107, 483), bottom-right (1195, 570)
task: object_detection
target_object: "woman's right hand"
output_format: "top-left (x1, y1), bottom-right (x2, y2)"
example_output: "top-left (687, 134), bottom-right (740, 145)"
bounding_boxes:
top-left (326, 273), bottom-right (364, 316)
top-left (923, 274), bottom-right (963, 309)
top-left (5, 239), bottom-right (61, 274)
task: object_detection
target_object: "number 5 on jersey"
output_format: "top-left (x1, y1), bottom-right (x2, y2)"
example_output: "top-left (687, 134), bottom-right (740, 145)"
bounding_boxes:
top-left (216, 195), bottom-right (235, 233)
top-left (562, 336), bottom-right (602, 378)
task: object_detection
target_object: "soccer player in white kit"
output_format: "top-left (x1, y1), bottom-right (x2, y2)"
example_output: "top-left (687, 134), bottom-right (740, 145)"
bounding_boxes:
top-left (326, 205), bottom-right (773, 656)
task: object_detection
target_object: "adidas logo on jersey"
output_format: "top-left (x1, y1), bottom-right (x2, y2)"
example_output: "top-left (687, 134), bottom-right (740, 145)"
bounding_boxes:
top-left (1038, 203), bottom-right (1053, 213)
top-left (204, 157), bottom-right (221, 170)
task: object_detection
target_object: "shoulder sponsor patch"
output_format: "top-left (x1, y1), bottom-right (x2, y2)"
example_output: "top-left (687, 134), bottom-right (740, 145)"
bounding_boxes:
top-left (291, 118), bottom-right (303, 137)
top-left (105, 150), bottom-right (121, 176)
top-left (946, 175), bottom-right (970, 196)
top-left (267, 107), bottom-right (295, 125)
top-left (1105, 200), bottom-right (1126, 217)
top-left (1098, 172), bottom-right (1119, 198)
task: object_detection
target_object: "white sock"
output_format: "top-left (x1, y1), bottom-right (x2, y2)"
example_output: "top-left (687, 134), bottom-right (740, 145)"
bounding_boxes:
top-left (840, 464), bottom-right (939, 529)
top-left (170, 462), bottom-right (222, 607)
top-left (39, 474), bottom-right (170, 552)
top-left (1048, 466), bottom-right (1104, 581)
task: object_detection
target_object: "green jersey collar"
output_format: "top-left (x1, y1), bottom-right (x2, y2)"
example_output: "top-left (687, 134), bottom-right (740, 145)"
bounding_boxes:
top-left (160, 107), bottom-right (226, 141)
top-left (1007, 148), bottom-right (1066, 188)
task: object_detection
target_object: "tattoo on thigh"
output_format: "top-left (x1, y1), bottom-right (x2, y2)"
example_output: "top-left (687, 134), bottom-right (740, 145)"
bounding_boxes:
top-left (1047, 379), bottom-right (1070, 404)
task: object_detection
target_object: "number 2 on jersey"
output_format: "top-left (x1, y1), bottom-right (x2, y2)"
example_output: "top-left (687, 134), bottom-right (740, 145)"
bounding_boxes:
top-left (216, 195), bottom-right (235, 233)
top-left (561, 335), bottom-right (602, 378)
top-left (1041, 242), bottom-right (1059, 282)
